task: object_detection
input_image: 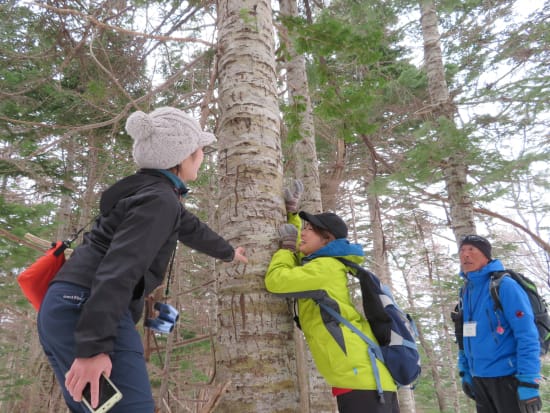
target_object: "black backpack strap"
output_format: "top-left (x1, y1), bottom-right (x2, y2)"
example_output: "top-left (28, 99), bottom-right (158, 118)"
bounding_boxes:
top-left (292, 299), bottom-right (302, 330)
top-left (334, 257), bottom-right (380, 282)
top-left (334, 257), bottom-right (392, 345)
top-left (334, 257), bottom-right (362, 275)
top-left (451, 285), bottom-right (466, 350)
top-left (489, 271), bottom-right (507, 312)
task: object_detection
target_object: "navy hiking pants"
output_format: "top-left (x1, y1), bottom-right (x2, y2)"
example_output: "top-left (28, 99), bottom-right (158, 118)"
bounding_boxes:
top-left (37, 282), bottom-right (155, 413)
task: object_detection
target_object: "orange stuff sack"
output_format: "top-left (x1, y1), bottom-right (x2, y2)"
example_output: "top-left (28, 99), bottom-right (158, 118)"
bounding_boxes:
top-left (17, 241), bottom-right (69, 311)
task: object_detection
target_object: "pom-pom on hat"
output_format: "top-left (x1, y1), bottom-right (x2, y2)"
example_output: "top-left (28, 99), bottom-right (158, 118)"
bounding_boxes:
top-left (459, 235), bottom-right (492, 260)
top-left (125, 107), bottom-right (216, 169)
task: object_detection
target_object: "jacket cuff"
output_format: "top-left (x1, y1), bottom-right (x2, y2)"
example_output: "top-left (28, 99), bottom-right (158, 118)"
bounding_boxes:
top-left (222, 249), bottom-right (235, 263)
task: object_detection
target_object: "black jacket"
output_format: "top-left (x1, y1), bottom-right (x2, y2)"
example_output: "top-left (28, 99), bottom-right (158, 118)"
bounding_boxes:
top-left (53, 169), bottom-right (234, 357)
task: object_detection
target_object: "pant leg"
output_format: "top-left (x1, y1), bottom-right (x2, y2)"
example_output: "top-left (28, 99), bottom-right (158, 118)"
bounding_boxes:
top-left (473, 376), bottom-right (521, 413)
top-left (336, 390), bottom-right (400, 413)
top-left (38, 282), bottom-right (155, 413)
top-left (108, 310), bottom-right (155, 413)
top-left (38, 282), bottom-right (89, 413)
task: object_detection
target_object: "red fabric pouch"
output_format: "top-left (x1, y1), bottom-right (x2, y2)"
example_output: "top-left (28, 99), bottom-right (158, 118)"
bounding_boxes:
top-left (17, 241), bottom-right (68, 311)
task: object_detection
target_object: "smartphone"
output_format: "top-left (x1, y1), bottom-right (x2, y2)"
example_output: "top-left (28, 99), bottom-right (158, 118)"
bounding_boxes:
top-left (81, 373), bottom-right (123, 413)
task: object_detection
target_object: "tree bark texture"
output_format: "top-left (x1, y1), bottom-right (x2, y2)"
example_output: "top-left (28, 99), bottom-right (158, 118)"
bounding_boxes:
top-left (279, 0), bottom-right (322, 214)
top-left (419, 1), bottom-right (476, 409)
top-left (419, 0), bottom-right (449, 107)
top-left (362, 140), bottom-right (416, 412)
top-left (215, 0), bottom-right (300, 411)
top-left (320, 136), bottom-right (346, 212)
top-left (278, 0), bottom-right (335, 410)
top-left (419, 0), bottom-right (476, 239)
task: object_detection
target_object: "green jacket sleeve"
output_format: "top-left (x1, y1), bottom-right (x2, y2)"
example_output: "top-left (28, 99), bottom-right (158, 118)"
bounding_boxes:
top-left (264, 247), bottom-right (397, 392)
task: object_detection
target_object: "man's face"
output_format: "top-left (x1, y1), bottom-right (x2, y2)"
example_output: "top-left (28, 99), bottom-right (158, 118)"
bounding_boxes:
top-left (459, 244), bottom-right (489, 273)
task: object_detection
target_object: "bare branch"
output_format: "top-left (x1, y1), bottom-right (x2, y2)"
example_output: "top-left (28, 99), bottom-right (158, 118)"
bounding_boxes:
top-left (35, 2), bottom-right (215, 47)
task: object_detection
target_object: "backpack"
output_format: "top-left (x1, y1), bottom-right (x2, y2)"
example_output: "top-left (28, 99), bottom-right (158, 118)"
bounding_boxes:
top-left (318, 258), bottom-right (421, 401)
top-left (489, 270), bottom-right (550, 355)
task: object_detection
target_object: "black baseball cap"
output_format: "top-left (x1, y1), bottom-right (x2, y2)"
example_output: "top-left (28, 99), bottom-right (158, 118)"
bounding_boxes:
top-left (299, 211), bottom-right (348, 239)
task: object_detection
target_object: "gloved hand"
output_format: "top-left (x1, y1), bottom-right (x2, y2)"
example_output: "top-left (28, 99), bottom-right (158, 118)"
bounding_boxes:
top-left (458, 350), bottom-right (475, 400)
top-left (284, 179), bottom-right (304, 213)
top-left (516, 374), bottom-right (542, 413)
top-left (279, 224), bottom-right (298, 251)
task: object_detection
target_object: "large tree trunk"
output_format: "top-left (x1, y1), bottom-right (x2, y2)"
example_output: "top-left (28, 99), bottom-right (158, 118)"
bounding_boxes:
top-left (419, 0), bottom-right (476, 410)
top-left (278, 0), bottom-right (334, 410)
top-left (320, 135), bottom-right (346, 212)
top-left (214, 0), bottom-right (300, 411)
top-left (419, 0), bottom-right (476, 240)
top-left (55, 137), bottom-right (76, 240)
top-left (279, 0), bottom-right (322, 214)
top-left (361, 139), bottom-right (416, 412)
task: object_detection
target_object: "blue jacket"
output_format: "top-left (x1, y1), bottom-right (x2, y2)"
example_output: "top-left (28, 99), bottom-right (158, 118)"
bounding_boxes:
top-left (459, 259), bottom-right (540, 377)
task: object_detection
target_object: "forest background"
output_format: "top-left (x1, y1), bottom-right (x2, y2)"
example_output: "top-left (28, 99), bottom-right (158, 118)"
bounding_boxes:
top-left (0, 0), bottom-right (548, 412)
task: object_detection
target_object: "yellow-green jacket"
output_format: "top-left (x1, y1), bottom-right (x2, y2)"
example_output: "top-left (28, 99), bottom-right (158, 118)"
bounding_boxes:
top-left (265, 214), bottom-right (396, 392)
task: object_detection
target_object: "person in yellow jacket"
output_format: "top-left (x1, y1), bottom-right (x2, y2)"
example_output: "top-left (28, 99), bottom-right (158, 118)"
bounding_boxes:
top-left (265, 181), bottom-right (399, 413)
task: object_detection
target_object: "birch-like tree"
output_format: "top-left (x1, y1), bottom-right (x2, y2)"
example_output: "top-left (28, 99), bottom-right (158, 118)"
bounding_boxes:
top-left (214, 0), bottom-right (302, 411)
top-left (419, 0), bottom-right (476, 241)
top-left (278, 0), bottom-right (335, 410)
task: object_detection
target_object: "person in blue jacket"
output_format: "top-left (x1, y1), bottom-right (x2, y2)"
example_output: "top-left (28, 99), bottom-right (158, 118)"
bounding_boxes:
top-left (456, 235), bottom-right (541, 413)
top-left (37, 107), bottom-right (248, 413)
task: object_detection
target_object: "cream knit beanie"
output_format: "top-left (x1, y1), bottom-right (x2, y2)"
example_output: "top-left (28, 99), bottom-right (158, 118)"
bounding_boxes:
top-left (125, 107), bottom-right (216, 169)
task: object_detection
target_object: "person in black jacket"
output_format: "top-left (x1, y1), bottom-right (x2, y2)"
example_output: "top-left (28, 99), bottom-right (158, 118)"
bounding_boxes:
top-left (37, 107), bottom-right (248, 413)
